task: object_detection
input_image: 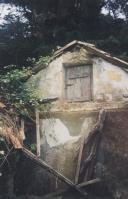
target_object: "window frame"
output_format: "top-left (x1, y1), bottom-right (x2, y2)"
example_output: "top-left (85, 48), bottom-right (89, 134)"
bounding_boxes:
top-left (63, 63), bottom-right (93, 102)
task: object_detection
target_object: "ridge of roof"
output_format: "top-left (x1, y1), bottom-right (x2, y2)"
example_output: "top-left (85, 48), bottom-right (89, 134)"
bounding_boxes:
top-left (54, 40), bottom-right (95, 56)
top-left (32, 40), bottom-right (128, 74)
top-left (52, 40), bottom-right (128, 69)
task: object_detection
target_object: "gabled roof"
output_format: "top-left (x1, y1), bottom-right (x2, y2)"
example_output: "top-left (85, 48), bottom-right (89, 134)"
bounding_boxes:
top-left (33, 40), bottom-right (128, 74)
top-left (52, 40), bottom-right (128, 70)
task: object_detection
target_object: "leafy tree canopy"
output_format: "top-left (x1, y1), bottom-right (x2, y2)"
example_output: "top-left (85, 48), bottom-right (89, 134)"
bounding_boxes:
top-left (0, 0), bottom-right (128, 67)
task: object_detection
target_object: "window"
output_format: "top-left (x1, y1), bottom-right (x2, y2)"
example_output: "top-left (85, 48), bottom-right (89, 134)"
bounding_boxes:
top-left (65, 65), bottom-right (92, 102)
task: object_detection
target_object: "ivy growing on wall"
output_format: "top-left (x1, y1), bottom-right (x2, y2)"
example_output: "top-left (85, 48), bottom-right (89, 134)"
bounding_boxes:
top-left (0, 55), bottom-right (52, 119)
top-left (0, 65), bottom-right (40, 117)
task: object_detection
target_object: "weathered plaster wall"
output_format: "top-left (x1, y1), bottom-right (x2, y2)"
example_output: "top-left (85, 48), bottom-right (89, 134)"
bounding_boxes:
top-left (27, 56), bottom-right (63, 99)
top-left (27, 48), bottom-right (91, 100)
top-left (93, 58), bottom-right (128, 101)
top-left (39, 112), bottom-right (98, 180)
top-left (27, 48), bottom-right (128, 106)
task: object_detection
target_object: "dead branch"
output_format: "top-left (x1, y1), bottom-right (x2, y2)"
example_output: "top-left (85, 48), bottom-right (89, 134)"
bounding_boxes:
top-left (1, 127), bottom-right (23, 149)
top-left (0, 110), bottom-right (24, 149)
top-left (0, 146), bottom-right (13, 169)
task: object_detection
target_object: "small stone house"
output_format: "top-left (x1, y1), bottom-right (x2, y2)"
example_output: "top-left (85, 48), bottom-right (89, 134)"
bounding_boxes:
top-left (27, 40), bottom-right (128, 189)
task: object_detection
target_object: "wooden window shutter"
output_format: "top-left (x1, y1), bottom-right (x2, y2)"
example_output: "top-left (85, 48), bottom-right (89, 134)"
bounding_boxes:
top-left (65, 65), bottom-right (92, 102)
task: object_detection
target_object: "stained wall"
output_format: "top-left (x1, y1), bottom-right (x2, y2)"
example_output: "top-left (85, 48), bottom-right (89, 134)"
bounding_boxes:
top-left (27, 48), bottom-right (128, 107)
top-left (27, 47), bottom-right (128, 181)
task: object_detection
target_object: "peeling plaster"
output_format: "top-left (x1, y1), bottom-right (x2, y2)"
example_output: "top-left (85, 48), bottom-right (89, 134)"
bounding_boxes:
top-left (40, 118), bottom-right (80, 147)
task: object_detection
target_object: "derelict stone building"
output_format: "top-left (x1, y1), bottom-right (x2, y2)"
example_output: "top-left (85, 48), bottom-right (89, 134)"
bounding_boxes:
top-left (27, 41), bottom-right (128, 194)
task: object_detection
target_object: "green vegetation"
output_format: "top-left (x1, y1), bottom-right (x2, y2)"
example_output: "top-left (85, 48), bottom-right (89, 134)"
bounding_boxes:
top-left (0, 57), bottom-right (51, 118)
top-left (0, 65), bottom-right (39, 116)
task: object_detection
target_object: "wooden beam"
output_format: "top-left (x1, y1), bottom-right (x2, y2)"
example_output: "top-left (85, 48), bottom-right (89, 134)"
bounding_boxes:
top-left (76, 178), bottom-right (101, 188)
top-left (35, 109), bottom-right (40, 156)
top-left (75, 109), bottom-right (106, 184)
top-left (81, 109), bottom-right (106, 181)
top-left (22, 147), bottom-right (87, 197)
top-left (75, 135), bottom-right (85, 184)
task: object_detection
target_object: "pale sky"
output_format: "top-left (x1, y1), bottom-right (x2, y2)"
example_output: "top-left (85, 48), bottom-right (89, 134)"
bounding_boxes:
top-left (0, 3), bottom-right (16, 24)
top-left (0, 3), bottom-right (125, 25)
top-left (101, 7), bottom-right (125, 19)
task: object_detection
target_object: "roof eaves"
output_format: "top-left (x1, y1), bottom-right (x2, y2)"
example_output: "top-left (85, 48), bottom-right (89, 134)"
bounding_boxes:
top-left (84, 45), bottom-right (128, 68)
top-left (32, 40), bottom-right (128, 75)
